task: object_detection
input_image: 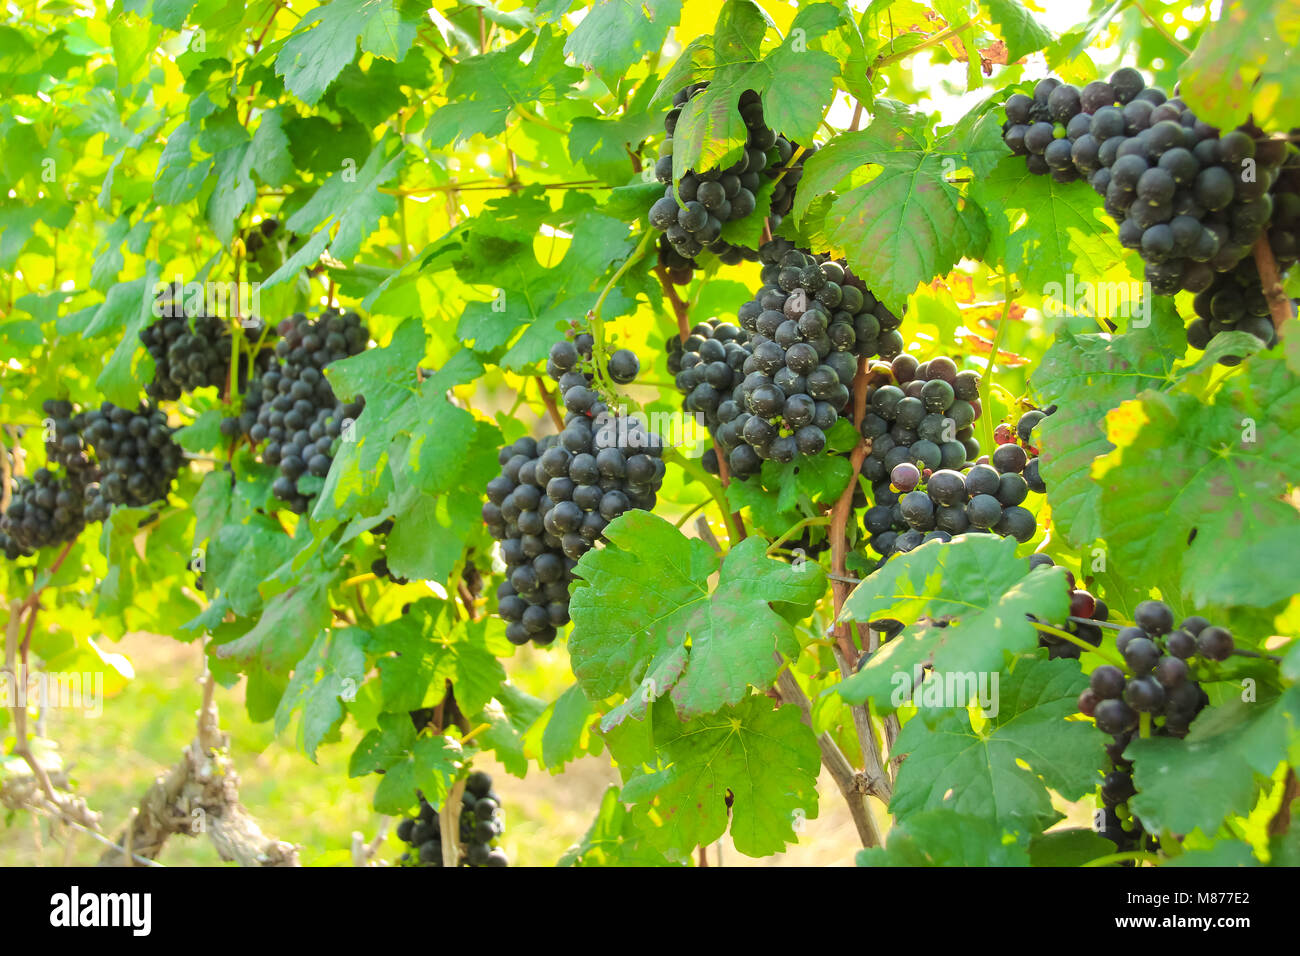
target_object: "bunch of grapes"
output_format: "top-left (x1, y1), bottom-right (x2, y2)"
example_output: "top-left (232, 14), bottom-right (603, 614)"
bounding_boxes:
top-left (80, 401), bottom-right (182, 517)
top-left (1185, 258), bottom-right (1283, 361)
top-left (483, 336), bottom-right (666, 646)
top-left (1025, 553), bottom-right (1110, 660)
top-left (649, 86), bottom-right (811, 265)
top-left (994, 404), bottom-right (1057, 495)
top-left (395, 772), bottom-right (508, 868)
top-left (244, 310), bottom-right (369, 514)
top-left (715, 243), bottom-right (900, 477)
top-left (667, 319), bottom-right (753, 434)
top-left (143, 287), bottom-right (275, 402)
top-left (1075, 600), bottom-right (1226, 851)
top-left (1001, 69), bottom-right (1298, 360)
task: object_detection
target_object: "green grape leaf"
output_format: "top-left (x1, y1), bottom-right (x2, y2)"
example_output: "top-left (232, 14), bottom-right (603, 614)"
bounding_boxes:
top-left (558, 785), bottom-right (683, 866)
top-left (981, 0), bottom-right (1052, 61)
top-left (834, 535), bottom-right (1069, 710)
top-left (565, 0), bottom-right (682, 78)
top-left (350, 713), bottom-right (465, 814)
top-left (215, 567), bottom-right (338, 672)
top-left (969, 155), bottom-right (1128, 299)
top-left (794, 111), bottom-right (989, 308)
top-left (1027, 827), bottom-right (1116, 867)
top-left (857, 809), bottom-right (1030, 866)
top-left (569, 511), bottom-right (826, 727)
top-left (1127, 687), bottom-right (1300, 837)
top-left (274, 626), bottom-right (369, 761)
top-left (1029, 311), bottom-right (1184, 548)
top-left (275, 0), bottom-right (423, 105)
top-left (473, 684), bottom-right (546, 776)
top-left (1094, 353), bottom-right (1300, 609)
top-left (620, 696), bottom-right (821, 859)
top-left (1178, 0), bottom-right (1300, 134)
top-left (889, 657), bottom-right (1105, 833)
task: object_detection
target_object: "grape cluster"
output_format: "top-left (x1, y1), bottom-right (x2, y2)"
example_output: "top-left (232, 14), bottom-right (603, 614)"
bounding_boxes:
top-left (396, 772), bottom-right (508, 868)
top-left (81, 401), bottom-right (183, 517)
top-left (1186, 258), bottom-right (1283, 362)
top-left (0, 455), bottom-right (91, 559)
top-left (1001, 69), bottom-right (1299, 359)
top-left (649, 86), bottom-right (810, 265)
top-left (483, 337), bottom-right (666, 646)
top-left (667, 319), bottom-right (753, 432)
top-left (244, 310), bottom-right (369, 514)
top-left (1025, 554), bottom-right (1110, 660)
top-left (714, 242), bottom-right (900, 477)
top-left (1076, 601), bottom-right (1226, 851)
top-left (993, 404), bottom-right (1057, 495)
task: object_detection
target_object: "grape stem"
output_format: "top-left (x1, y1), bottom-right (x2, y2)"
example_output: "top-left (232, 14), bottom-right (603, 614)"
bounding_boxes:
top-left (535, 376), bottom-right (565, 431)
top-left (873, 18), bottom-right (975, 69)
top-left (590, 229), bottom-right (657, 398)
top-left (1252, 236), bottom-right (1294, 331)
top-left (1030, 619), bottom-right (1127, 668)
top-left (1132, 1), bottom-right (1192, 57)
top-left (1081, 850), bottom-right (1162, 867)
top-left (766, 514), bottom-right (831, 555)
top-left (1139, 711), bottom-right (1152, 739)
top-left (653, 264), bottom-right (692, 342)
top-left (979, 275), bottom-right (1014, 457)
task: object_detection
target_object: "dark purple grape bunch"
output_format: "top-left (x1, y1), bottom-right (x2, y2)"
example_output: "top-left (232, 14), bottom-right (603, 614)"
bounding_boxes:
top-left (0, 400), bottom-right (105, 559)
top-left (144, 285), bottom-right (275, 403)
top-left (1071, 600), bottom-right (1230, 851)
top-left (483, 336), bottom-right (666, 647)
top-left (649, 86), bottom-right (812, 265)
top-left (717, 241), bottom-right (899, 478)
top-left (1025, 554), bottom-right (1109, 660)
top-left (1186, 257), bottom-right (1284, 363)
top-left (668, 319), bottom-right (752, 426)
top-left (244, 309), bottom-right (369, 514)
top-left (1002, 69), bottom-right (1299, 333)
top-left (993, 404), bottom-right (1057, 496)
top-left (861, 424), bottom-right (1040, 568)
top-left (396, 773), bottom-right (508, 868)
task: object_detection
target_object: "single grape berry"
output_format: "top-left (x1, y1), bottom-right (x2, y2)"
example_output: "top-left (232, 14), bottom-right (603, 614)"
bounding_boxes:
top-left (1133, 599), bottom-right (1174, 635)
top-left (1196, 625), bottom-right (1235, 661)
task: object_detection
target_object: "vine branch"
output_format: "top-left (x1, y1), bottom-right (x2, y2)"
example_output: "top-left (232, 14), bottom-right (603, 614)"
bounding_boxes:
top-left (1252, 236), bottom-right (1294, 331)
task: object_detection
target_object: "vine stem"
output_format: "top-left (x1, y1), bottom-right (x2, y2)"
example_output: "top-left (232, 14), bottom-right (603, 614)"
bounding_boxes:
top-left (873, 18), bottom-right (975, 69)
top-left (1132, 1), bottom-right (1192, 56)
top-left (1030, 620), bottom-right (1126, 668)
top-left (829, 358), bottom-right (883, 664)
top-left (979, 275), bottom-right (1014, 457)
top-left (590, 229), bottom-right (657, 397)
top-left (5, 598), bottom-right (58, 806)
top-left (535, 376), bottom-right (564, 430)
top-left (1252, 236), bottom-right (1294, 331)
top-left (654, 265), bottom-right (692, 342)
top-left (766, 514), bottom-right (831, 555)
top-left (1081, 850), bottom-right (1162, 867)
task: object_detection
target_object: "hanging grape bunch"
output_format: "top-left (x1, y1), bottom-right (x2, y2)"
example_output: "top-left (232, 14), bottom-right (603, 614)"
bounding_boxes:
top-left (1024, 554), bottom-right (1110, 660)
top-left (143, 285), bottom-right (275, 402)
top-left (716, 241), bottom-right (901, 478)
top-left (245, 309), bottom-right (369, 514)
top-left (482, 335), bottom-right (666, 646)
top-left (649, 85), bottom-right (811, 265)
top-left (0, 403), bottom-right (100, 558)
top-left (395, 773), bottom-right (508, 868)
top-left (668, 318), bottom-right (752, 477)
top-left (1185, 258), bottom-right (1284, 363)
top-left (1000, 68), bottom-right (1298, 360)
top-left (78, 401), bottom-right (182, 520)
top-left (1072, 598), bottom-right (1227, 852)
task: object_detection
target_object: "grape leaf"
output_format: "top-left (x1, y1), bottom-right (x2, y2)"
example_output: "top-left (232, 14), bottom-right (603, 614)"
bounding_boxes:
top-left (981, 0), bottom-right (1051, 61)
top-left (569, 511), bottom-right (826, 728)
top-left (835, 535), bottom-right (1069, 710)
top-left (349, 713), bottom-right (465, 814)
top-left (1027, 827), bottom-right (1115, 867)
top-left (1127, 687), bottom-right (1300, 836)
top-left (857, 808), bottom-right (1030, 866)
top-left (889, 657), bottom-right (1105, 833)
top-left (795, 110), bottom-right (989, 308)
top-left (1094, 353), bottom-right (1300, 609)
top-left (558, 785), bottom-right (682, 866)
top-left (969, 155), bottom-right (1128, 300)
top-left (620, 696), bottom-right (821, 859)
top-left (1178, 0), bottom-right (1300, 134)
top-left (274, 626), bottom-right (369, 761)
top-left (564, 0), bottom-right (682, 78)
top-left (1029, 309), bottom-right (1184, 548)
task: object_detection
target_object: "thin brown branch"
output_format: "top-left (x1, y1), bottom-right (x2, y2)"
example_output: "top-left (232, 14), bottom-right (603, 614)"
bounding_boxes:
top-left (829, 357), bottom-right (878, 664)
top-left (654, 265), bottom-right (692, 342)
top-left (536, 376), bottom-right (565, 430)
top-left (1269, 767), bottom-right (1297, 837)
top-left (1253, 236), bottom-right (1294, 331)
top-left (441, 777), bottom-right (467, 868)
